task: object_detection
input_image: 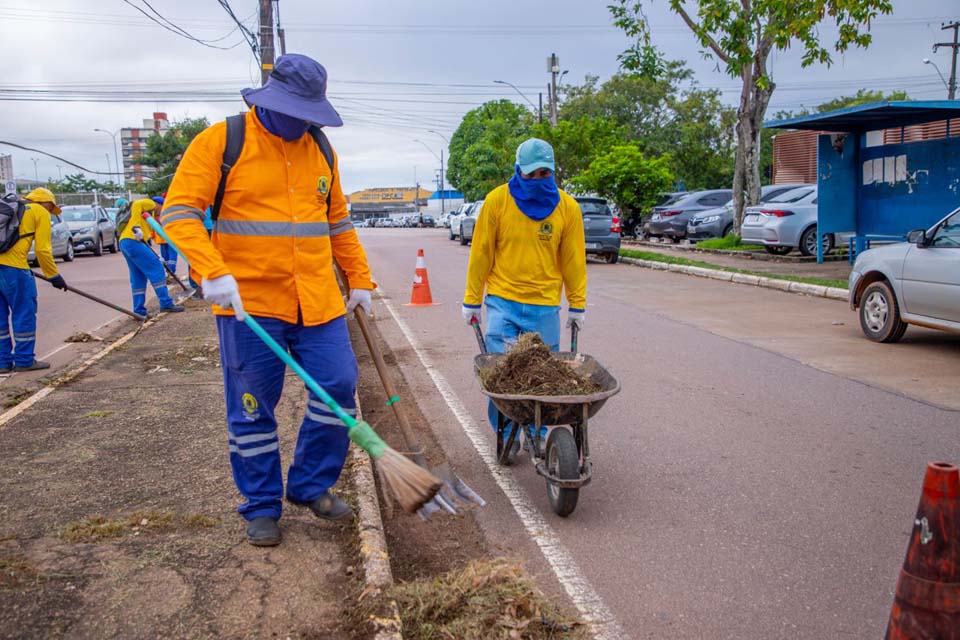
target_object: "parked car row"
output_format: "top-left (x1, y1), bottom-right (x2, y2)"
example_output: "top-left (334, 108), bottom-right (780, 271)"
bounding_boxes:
top-left (360, 214), bottom-right (437, 228)
top-left (27, 204), bottom-right (119, 266)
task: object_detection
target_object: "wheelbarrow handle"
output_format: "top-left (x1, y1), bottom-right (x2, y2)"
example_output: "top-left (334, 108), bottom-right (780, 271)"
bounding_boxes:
top-left (471, 318), bottom-right (487, 354)
top-left (571, 323), bottom-right (579, 354)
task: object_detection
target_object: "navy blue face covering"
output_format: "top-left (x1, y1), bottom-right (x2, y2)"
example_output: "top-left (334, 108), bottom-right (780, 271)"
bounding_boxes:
top-left (507, 166), bottom-right (560, 221)
top-left (257, 106), bottom-right (311, 141)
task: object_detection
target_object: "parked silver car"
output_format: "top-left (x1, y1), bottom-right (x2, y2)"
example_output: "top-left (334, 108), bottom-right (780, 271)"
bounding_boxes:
top-left (739, 186), bottom-right (842, 257)
top-left (61, 204), bottom-right (118, 256)
top-left (646, 189), bottom-right (733, 242)
top-left (451, 202), bottom-right (479, 241)
top-left (686, 184), bottom-right (810, 242)
top-left (27, 211), bottom-right (74, 265)
top-left (458, 201), bottom-right (484, 245)
top-left (849, 208), bottom-right (960, 342)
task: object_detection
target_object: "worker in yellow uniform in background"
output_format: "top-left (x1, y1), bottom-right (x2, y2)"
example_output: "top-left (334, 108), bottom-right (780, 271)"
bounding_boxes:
top-left (162, 54), bottom-right (375, 547)
top-left (0, 188), bottom-right (68, 373)
top-left (118, 198), bottom-right (184, 318)
top-left (462, 138), bottom-right (587, 463)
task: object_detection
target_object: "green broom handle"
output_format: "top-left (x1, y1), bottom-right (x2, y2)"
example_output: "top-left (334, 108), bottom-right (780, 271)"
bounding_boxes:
top-left (143, 214), bottom-right (359, 430)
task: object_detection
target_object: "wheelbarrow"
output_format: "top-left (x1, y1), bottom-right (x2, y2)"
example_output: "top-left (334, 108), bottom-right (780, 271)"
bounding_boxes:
top-left (472, 322), bottom-right (620, 516)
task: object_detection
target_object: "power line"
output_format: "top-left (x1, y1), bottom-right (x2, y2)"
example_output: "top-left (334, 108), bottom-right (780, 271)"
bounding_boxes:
top-left (119, 0), bottom-right (244, 49)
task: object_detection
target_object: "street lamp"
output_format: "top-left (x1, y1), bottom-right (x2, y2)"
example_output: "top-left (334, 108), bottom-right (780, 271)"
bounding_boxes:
top-left (493, 79), bottom-right (538, 110)
top-left (923, 58), bottom-right (950, 97)
top-left (30, 158), bottom-right (39, 183)
top-left (56, 164), bottom-right (63, 180)
top-left (427, 130), bottom-right (451, 214)
top-left (94, 128), bottom-right (121, 183)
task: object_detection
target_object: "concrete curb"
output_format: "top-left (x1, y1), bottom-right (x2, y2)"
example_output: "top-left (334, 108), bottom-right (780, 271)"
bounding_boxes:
top-left (619, 256), bottom-right (849, 302)
top-left (350, 403), bottom-right (403, 640)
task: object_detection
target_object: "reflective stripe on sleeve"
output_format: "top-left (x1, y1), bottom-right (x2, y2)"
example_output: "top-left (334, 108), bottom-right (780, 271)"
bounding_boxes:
top-left (215, 220), bottom-right (330, 238)
top-left (160, 205), bottom-right (205, 225)
top-left (329, 219), bottom-right (355, 236)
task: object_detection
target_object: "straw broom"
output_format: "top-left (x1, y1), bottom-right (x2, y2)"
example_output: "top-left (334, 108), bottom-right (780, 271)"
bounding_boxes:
top-left (144, 214), bottom-right (442, 513)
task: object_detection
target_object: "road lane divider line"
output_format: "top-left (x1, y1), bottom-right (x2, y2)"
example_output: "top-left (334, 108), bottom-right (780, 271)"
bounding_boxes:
top-left (379, 293), bottom-right (627, 640)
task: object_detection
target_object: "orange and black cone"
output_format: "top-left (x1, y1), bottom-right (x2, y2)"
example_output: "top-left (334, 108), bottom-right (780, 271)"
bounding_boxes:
top-left (886, 462), bottom-right (960, 639)
top-left (405, 248), bottom-right (439, 306)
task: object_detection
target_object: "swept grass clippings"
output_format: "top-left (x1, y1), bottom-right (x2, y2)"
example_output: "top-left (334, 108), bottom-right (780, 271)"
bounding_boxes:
top-left (481, 334), bottom-right (600, 396)
top-left (389, 559), bottom-right (584, 640)
top-left (0, 555), bottom-right (40, 589)
top-left (3, 390), bottom-right (32, 409)
top-left (61, 510), bottom-right (182, 543)
top-left (183, 514), bottom-right (219, 528)
top-left (620, 249), bottom-right (848, 289)
top-left (83, 410), bottom-right (113, 418)
top-left (64, 332), bottom-right (102, 343)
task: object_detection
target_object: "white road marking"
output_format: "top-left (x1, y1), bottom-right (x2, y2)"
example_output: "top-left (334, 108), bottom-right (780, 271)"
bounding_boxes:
top-left (379, 294), bottom-right (627, 640)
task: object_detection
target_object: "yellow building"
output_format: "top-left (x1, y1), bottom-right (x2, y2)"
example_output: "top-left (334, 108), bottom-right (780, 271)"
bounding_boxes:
top-left (348, 187), bottom-right (432, 221)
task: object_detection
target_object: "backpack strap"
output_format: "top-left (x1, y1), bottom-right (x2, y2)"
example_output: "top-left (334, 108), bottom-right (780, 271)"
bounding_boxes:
top-left (308, 126), bottom-right (335, 211)
top-left (212, 115), bottom-right (246, 221)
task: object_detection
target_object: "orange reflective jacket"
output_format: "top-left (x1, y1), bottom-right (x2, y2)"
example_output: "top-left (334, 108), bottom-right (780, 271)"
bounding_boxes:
top-left (161, 110), bottom-right (374, 325)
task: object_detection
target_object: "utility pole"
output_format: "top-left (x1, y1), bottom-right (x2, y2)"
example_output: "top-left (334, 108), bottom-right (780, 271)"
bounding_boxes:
top-left (30, 158), bottom-right (39, 183)
top-left (274, 0), bottom-right (286, 55)
top-left (538, 92), bottom-right (543, 124)
top-left (547, 53), bottom-right (559, 126)
top-left (934, 21), bottom-right (959, 100)
top-left (259, 0), bottom-right (275, 86)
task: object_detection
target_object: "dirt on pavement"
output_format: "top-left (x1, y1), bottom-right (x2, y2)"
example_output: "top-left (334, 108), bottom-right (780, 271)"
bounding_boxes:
top-left (0, 298), bottom-right (365, 639)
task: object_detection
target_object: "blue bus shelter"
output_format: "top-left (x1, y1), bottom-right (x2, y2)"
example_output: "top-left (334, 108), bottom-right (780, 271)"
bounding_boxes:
top-left (765, 101), bottom-right (960, 262)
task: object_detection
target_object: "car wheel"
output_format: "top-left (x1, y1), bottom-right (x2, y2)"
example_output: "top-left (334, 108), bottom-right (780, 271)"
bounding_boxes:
top-left (764, 245), bottom-right (792, 256)
top-left (606, 251), bottom-right (619, 264)
top-left (859, 281), bottom-right (908, 343)
top-left (460, 233), bottom-right (468, 246)
top-left (799, 225), bottom-right (834, 257)
top-left (633, 223), bottom-right (644, 239)
top-left (669, 235), bottom-right (681, 244)
top-left (63, 242), bottom-right (75, 262)
top-left (722, 224), bottom-right (734, 237)
top-left (108, 237), bottom-right (118, 253)
top-left (449, 228), bottom-right (455, 240)
top-left (93, 235), bottom-right (103, 256)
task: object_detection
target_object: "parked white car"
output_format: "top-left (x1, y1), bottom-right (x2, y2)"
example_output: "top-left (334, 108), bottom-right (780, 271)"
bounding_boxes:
top-left (849, 207), bottom-right (960, 342)
top-left (449, 202), bottom-right (477, 241)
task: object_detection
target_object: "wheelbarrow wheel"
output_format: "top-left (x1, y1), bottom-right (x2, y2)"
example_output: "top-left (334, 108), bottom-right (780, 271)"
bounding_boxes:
top-left (545, 428), bottom-right (579, 517)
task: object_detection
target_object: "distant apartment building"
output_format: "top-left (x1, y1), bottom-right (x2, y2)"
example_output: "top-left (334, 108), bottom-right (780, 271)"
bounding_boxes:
top-left (0, 155), bottom-right (13, 182)
top-left (121, 112), bottom-right (169, 184)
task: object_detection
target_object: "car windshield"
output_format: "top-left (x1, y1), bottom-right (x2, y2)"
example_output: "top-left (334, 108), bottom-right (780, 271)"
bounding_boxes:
top-left (61, 209), bottom-right (97, 222)
top-left (578, 200), bottom-right (611, 215)
top-left (766, 188), bottom-right (814, 203)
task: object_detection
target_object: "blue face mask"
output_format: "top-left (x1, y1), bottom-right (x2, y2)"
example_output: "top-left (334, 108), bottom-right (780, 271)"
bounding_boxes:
top-left (507, 166), bottom-right (560, 221)
top-left (256, 106), bottom-right (310, 141)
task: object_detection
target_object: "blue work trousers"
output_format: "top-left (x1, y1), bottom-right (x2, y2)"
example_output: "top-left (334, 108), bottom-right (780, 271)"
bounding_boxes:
top-left (217, 314), bottom-right (357, 521)
top-left (119, 239), bottom-right (175, 316)
top-left (483, 295), bottom-right (560, 440)
top-left (159, 243), bottom-right (177, 274)
top-left (0, 265), bottom-right (38, 368)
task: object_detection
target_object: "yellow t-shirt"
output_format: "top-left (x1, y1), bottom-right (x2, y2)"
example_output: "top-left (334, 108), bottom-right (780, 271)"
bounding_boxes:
top-left (463, 184), bottom-right (586, 310)
top-left (119, 199), bottom-right (157, 243)
top-left (0, 202), bottom-right (58, 277)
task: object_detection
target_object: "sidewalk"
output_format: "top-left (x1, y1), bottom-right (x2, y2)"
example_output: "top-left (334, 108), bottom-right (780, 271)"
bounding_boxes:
top-left (0, 297), bottom-right (370, 638)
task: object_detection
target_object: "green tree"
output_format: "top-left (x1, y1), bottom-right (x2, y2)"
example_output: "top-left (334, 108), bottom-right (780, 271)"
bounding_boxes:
top-left (531, 116), bottom-right (627, 187)
top-left (138, 117), bottom-right (210, 196)
top-left (558, 66), bottom-right (735, 189)
top-left (569, 144), bottom-right (674, 223)
top-left (610, 0), bottom-right (893, 231)
top-left (447, 101), bottom-right (533, 201)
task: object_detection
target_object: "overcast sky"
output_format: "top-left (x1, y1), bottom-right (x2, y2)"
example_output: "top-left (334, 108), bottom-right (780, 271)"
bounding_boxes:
top-left (3, 0), bottom-right (956, 194)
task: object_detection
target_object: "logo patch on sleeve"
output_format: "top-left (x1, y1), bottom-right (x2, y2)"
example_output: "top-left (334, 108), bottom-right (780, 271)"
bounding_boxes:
top-left (317, 176), bottom-right (329, 195)
top-left (242, 392), bottom-right (260, 420)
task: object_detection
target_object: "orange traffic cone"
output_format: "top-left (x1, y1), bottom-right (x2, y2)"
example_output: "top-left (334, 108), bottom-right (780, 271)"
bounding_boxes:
top-left (405, 248), bottom-right (439, 306)
top-left (886, 462), bottom-right (960, 639)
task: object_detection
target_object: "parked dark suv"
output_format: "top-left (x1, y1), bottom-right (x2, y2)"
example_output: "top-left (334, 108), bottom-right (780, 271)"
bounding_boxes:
top-left (646, 189), bottom-right (733, 242)
top-left (576, 197), bottom-right (621, 263)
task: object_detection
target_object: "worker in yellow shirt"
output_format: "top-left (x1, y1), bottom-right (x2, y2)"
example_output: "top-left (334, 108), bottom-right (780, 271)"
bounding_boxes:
top-left (462, 138), bottom-right (587, 463)
top-left (162, 54), bottom-right (375, 547)
top-left (118, 198), bottom-right (184, 318)
top-left (0, 188), bottom-right (68, 373)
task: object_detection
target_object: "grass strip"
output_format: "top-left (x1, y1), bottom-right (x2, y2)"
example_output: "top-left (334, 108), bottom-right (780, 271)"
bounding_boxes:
top-left (691, 235), bottom-right (764, 251)
top-left (620, 249), bottom-right (848, 289)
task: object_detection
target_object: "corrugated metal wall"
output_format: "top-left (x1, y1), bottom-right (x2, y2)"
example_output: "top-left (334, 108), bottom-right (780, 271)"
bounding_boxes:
top-left (773, 120), bottom-right (960, 184)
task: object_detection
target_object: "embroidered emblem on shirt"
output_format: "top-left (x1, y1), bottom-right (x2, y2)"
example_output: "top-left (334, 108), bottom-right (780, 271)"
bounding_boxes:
top-left (317, 176), bottom-right (329, 195)
top-left (538, 221), bottom-right (554, 242)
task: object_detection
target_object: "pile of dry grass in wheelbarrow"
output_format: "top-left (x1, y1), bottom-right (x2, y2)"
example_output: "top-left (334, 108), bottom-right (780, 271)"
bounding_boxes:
top-left (480, 333), bottom-right (600, 396)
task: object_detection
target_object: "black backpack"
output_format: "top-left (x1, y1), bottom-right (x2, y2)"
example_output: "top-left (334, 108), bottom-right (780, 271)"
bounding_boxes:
top-left (211, 115), bottom-right (336, 220)
top-left (0, 194), bottom-right (35, 254)
top-left (114, 201), bottom-right (134, 236)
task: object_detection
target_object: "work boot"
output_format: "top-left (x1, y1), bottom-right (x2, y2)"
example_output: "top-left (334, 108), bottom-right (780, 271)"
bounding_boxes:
top-left (287, 491), bottom-right (353, 521)
top-left (0, 365), bottom-right (12, 374)
top-left (246, 517), bottom-right (281, 547)
top-left (14, 360), bottom-right (50, 372)
top-left (160, 305), bottom-right (185, 313)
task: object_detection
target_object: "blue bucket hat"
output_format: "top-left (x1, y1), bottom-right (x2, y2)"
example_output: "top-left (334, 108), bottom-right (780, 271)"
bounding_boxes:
top-left (516, 138), bottom-right (555, 175)
top-left (241, 54), bottom-right (343, 127)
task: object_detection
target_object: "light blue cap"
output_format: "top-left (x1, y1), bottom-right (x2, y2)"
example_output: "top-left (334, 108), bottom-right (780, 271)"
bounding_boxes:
top-left (515, 138), bottom-right (555, 175)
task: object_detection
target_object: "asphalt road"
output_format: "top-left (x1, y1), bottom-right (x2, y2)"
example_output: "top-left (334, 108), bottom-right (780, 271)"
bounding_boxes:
top-left (358, 227), bottom-right (960, 639)
top-left (0, 250), bottom-right (179, 389)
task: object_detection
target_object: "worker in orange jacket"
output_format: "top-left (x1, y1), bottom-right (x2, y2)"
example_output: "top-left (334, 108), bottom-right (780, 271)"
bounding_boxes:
top-left (162, 54), bottom-right (375, 547)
